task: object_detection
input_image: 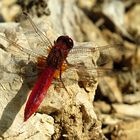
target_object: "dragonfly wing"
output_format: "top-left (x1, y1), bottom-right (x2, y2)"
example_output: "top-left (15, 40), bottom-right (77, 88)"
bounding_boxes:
top-left (0, 29), bottom-right (47, 59)
top-left (69, 42), bottom-right (123, 66)
top-left (71, 42), bottom-right (122, 55)
top-left (51, 65), bottom-right (116, 93)
top-left (19, 12), bottom-right (52, 56)
top-left (0, 12), bottom-right (53, 57)
top-left (67, 63), bottom-right (117, 79)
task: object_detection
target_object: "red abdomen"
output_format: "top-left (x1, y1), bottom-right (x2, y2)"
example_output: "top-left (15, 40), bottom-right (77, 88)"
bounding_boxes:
top-left (24, 67), bottom-right (55, 121)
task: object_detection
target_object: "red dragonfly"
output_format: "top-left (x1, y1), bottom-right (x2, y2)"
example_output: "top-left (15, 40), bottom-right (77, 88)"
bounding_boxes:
top-left (24, 35), bottom-right (73, 121)
top-left (0, 12), bottom-right (121, 122)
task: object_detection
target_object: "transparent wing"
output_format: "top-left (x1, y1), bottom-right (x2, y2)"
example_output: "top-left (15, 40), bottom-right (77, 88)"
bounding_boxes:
top-left (71, 42), bottom-right (122, 54)
top-left (52, 63), bottom-right (119, 91)
top-left (68, 42), bottom-right (123, 66)
top-left (67, 63), bottom-right (117, 78)
top-left (0, 33), bottom-right (43, 58)
top-left (0, 31), bottom-right (47, 76)
top-left (22, 12), bottom-right (52, 47)
top-left (19, 12), bottom-right (53, 56)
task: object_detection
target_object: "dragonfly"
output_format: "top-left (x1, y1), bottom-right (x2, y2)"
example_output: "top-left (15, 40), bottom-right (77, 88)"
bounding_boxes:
top-left (0, 12), bottom-right (121, 122)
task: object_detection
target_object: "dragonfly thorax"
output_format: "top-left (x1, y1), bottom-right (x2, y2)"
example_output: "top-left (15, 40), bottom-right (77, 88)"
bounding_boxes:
top-left (46, 36), bottom-right (74, 69)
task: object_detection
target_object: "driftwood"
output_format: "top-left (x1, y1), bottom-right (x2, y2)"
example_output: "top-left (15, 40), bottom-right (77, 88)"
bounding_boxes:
top-left (1, 0), bottom-right (140, 140)
top-left (0, 0), bottom-right (107, 139)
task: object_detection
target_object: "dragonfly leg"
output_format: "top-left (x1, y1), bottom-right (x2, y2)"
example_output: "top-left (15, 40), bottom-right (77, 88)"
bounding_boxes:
top-left (65, 59), bottom-right (74, 67)
top-left (65, 59), bottom-right (74, 66)
top-left (59, 67), bottom-right (69, 93)
top-left (65, 59), bottom-right (70, 65)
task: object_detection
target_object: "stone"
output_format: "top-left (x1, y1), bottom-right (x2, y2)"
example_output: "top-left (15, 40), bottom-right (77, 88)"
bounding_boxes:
top-left (0, 0), bottom-right (107, 139)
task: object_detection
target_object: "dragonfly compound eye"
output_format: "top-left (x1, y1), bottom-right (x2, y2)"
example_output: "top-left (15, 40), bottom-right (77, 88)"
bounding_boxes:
top-left (56, 36), bottom-right (74, 49)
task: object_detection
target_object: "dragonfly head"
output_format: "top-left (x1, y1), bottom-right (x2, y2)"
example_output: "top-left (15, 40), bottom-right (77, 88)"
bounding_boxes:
top-left (56, 36), bottom-right (74, 50)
